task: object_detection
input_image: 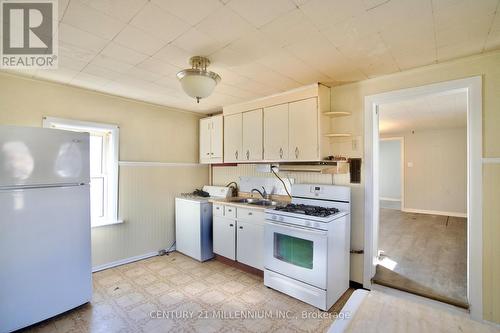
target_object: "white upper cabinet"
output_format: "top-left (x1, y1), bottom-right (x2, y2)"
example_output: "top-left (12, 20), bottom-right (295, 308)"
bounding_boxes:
top-left (224, 113), bottom-right (242, 163)
top-left (199, 115), bottom-right (223, 164)
top-left (223, 83), bottom-right (331, 163)
top-left (289, 98), bottom-right (318, 161)
top-left (264, 103), bottom-right (289, 161)
top-left (242, 109), bottom-right (263, 161)
top-left (211, 115), bottom-right (223, 159)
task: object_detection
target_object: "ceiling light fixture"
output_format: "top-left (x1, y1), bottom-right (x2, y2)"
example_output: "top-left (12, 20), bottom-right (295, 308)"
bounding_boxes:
top-left (177, 56), bottom-right (221, 103)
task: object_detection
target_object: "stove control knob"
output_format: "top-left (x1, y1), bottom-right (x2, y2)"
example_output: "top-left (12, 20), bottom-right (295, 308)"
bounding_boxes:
top-left (271, 215), bottom-right (277, 220)
top-left (314, 222), bottom-right (320, 228)
top-left (305, 221), bottom-right (311, 226)
top-left (279, 216), bottom-right (284, 222)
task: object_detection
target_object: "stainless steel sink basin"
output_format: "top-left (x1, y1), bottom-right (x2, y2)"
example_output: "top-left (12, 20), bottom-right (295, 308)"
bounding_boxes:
top-left (248, 200), bottom-right (278, 207)
top-left (228, 198), bottom-right (262, 204)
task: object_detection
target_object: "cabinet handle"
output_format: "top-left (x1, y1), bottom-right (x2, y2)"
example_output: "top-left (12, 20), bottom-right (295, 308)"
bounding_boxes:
top-left (227, 208), bottom-right (232, 212)
top-left (248, 212), bottom-right (253, 215)
top-left (206, 152), bottom-right (210, 155)
top-left (239, 226), bottom-right (243, 229)
top-left (295, 147), bottom-right (299, 158)
top-left (279, 147), bottom-right (283, 159)
top-left (235, 150), bottom-right (238, 159)
top-left (246, 150), bottom-right (250, 160)
top-left (229, 224), bottom-right (234, 227)
top-left (210, 152), bottom-right (214, 155)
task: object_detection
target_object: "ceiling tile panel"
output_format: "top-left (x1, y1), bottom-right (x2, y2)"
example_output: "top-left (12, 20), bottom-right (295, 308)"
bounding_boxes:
top-left (100, 42), bottom-right (149, 65)
top-left (195, 6), bottom-right (255, 45)
top-left (62, 0), bottom-right (126, 40)
top-left (152, 45), bottom-right (193, 68)
top-left (172, 28), bottom-right (225, 55)
top-left (89, 54), bottom-right (135, 73)
top-left (79, 0), bottom-right (147, 23)
top-left (227, 0), bottom-right (296, 28)
top-left (114, 25), bottom-right (168, 56)
top-left (259, 9), bottom-right (320, 48)
top-left (130, 3), bottom-right (191, 43)
top-left (58, 23), bottom-right (109, 52)
top-left (299, 0), bottom-right (365, 30)
top-left (137, 58), bottom-right (181, 77)
top-left (152, 0), bottom-right (222, 26)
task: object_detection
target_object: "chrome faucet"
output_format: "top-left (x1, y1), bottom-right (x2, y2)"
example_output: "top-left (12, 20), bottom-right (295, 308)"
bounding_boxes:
top-left (251, 186), bottom-right (269, 199)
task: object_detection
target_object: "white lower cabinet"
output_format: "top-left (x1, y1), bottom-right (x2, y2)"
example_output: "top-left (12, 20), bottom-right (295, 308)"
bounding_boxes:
top-left (213, 216), bottom-right (236, 260)
top-left (236, 220), bottom-right (264, 270)
top-left (212, 204), bottom-right (265, 269)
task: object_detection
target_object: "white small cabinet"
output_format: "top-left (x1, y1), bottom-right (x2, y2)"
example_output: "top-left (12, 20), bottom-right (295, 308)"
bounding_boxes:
top-left (212, 204), bottom-right (265, 269)
top-left (223, 113), bottom-right (242, 163)
top-left (236, 220), bottom-right (264, 270)
top-left (264, 103), bottom-right (289, 161)
top-left (199, 115), bottom-right (223, 164)
top-left (289, 97), bottom-right (318, 161)
top-left (213, 216), bottom-right (236, 260)
top-left (242, 109), bottom-right (263, 161)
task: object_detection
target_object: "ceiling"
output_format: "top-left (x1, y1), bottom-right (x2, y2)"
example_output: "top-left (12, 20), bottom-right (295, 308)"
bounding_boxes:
top-left (3, 0), bottom-right (499, 113)
top-left (378, 90), bottom-right (467, 134)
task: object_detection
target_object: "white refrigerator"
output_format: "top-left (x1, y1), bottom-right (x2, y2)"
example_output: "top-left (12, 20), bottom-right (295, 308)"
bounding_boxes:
top-left (0, 125), bottom-right (92, 333)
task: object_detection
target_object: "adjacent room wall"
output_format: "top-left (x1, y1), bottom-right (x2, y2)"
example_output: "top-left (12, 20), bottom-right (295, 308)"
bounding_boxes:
top-left (379, 139), bottom-right (402, 201)
top-left (329, 50), bottom-right (500, 323)
top-left (402, 127), bottom-right (466, 216)
top-left (0, 72), bottom-right (209, 268)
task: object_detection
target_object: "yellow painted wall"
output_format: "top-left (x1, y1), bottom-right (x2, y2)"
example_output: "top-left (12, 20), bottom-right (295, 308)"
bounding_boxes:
top-left (330, 50), bottom-right (500, 323)
top-left (0, 72), bottom-right (209, 267)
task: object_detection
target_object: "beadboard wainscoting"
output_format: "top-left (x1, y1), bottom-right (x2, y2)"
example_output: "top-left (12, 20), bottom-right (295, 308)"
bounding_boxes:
top-left (91, 163), bottom-right (209, 269)
top-left (211, 164), bottom-right (365, 283)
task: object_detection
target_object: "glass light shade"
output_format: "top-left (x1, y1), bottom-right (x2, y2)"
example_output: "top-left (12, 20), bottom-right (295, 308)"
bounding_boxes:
top-left (177, 69), bottom-right (221, 101)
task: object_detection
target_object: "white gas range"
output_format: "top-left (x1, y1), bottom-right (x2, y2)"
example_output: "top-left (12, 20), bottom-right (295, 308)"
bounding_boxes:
top-left (264, 184), bottom-right (351, 311)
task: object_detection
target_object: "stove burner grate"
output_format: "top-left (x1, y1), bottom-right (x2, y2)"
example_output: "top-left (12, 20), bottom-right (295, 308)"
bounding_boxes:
top-left (274, 204), bottom-right (339, 217)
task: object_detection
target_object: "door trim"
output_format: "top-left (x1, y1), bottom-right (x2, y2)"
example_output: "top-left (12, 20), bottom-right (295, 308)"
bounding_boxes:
top-left (363, 76), bottom-right (483, 320)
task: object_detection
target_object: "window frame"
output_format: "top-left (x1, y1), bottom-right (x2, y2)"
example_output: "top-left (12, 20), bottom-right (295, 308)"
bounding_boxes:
top-left (43, 116), bottom-right (121, 227)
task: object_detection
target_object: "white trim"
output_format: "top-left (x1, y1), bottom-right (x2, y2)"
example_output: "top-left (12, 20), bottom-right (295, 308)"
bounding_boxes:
top-left (43, 116), bottom-right (120, 228)
top-left (482, 158), bottom-right (500, 164)
top-left (327, 289), bottom-right (369, 333)
top-left (402, 208), bottom-right (467, 218)
top-left (91, 219), bottom-right (124, 228)
top-left (92, 251), bottom-right (158, 272)
top-left (118, 161), bottom-right (206, 167)
top-left (363, 76), bottom-right (483, 320)
top-left (380, 197), bottom-right (401, 202)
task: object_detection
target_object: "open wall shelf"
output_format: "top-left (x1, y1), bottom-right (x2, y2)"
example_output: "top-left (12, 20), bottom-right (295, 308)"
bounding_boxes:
top-left (323, 111), bottom-right (351, 117)
top-left (324, 133), bottom-right (351, 138)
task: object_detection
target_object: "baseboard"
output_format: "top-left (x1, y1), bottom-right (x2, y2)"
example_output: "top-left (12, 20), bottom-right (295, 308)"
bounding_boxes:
top-left (380, 197), bottom-right (401, 202)
top-left (92, 252), bottom-right (159, 272)
top-left (402, 208), bottom-right (467, 218)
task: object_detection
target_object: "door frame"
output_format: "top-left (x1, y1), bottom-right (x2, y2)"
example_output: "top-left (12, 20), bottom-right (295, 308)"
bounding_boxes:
top-left (379, 137), bottom-right (405, 210)
top-left (363, 76), bottom-right (483, 320)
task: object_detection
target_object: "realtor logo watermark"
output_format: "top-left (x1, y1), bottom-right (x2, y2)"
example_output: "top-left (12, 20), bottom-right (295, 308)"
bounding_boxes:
top-left (1, 0), bottom-right (58, 68)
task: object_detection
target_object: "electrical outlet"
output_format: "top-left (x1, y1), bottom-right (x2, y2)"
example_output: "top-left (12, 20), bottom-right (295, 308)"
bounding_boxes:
top-left (352, 138), bottom-right (358, 151)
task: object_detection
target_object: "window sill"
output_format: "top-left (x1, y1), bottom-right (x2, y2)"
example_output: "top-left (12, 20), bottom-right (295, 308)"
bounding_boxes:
top-left (91, 219), bottom-right (124, 228)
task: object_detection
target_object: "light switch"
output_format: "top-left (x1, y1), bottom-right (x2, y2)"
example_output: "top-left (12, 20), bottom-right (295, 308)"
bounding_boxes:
top-left (407, 162), bottom-right (413, 168)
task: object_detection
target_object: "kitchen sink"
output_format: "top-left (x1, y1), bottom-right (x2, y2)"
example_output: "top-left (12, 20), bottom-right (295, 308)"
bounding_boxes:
top-left (228, 198), bottom-right (262, 204)
top-left (248, 200), bottom-right (279, 207)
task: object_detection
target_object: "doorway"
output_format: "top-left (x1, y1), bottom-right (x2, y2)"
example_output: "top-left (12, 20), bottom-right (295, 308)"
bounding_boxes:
top-left (363, 77), bottom-right (483, 319)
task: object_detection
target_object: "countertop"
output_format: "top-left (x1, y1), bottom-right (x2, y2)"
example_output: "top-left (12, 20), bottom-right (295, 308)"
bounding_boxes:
top-left (209, 196), bottom-right (289, 211)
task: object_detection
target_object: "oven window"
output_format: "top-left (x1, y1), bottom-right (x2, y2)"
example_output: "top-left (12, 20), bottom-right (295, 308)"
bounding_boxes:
top-left (273, 233), bottom-right (313, 269)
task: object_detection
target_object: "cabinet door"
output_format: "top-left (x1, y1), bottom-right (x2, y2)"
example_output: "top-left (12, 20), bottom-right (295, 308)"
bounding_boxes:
top-left (199, 118), bottom-right (212, 163)
top-left (223, 113), bottom-right (242, 163)
top-left (211, 115), bottom-right (223, 159)
top-left (289, 98), bottom-right (318, 161)
top-left (213, 216), bottom-right (236, 260)
top-left (264, 104), bottom-right (288, 161)
top-left (237, 220), bottom-right (264, 269)
top-left (242, 109), bottom-right (263, 161)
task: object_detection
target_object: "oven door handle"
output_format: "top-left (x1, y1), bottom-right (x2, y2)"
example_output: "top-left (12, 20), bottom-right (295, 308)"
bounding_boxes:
top-left (265, 221), bottom-right (328, 236)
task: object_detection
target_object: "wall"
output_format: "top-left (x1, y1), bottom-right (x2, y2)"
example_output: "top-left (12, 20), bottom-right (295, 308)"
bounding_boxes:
top-left (0, 72), bottom-right (209, 268)
top-left (379, 139), bottom-right (402, 200)
top-left (329, 51), bottom-right (500, 323)
top-left (401, 127), bottom-right (466, 215)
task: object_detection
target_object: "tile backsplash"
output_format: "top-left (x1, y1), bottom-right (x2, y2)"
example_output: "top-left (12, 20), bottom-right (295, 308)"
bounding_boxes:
top-left (211, 164), bottom-right (350, 195)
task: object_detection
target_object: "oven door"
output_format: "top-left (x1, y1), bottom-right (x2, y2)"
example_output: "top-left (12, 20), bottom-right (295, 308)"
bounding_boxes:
top-left (264, 221), bottom-right (328, 289)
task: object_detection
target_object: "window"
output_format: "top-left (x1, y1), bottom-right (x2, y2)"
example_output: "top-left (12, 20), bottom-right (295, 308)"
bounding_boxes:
top-left (43, 117), bottom-right (120, 227)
